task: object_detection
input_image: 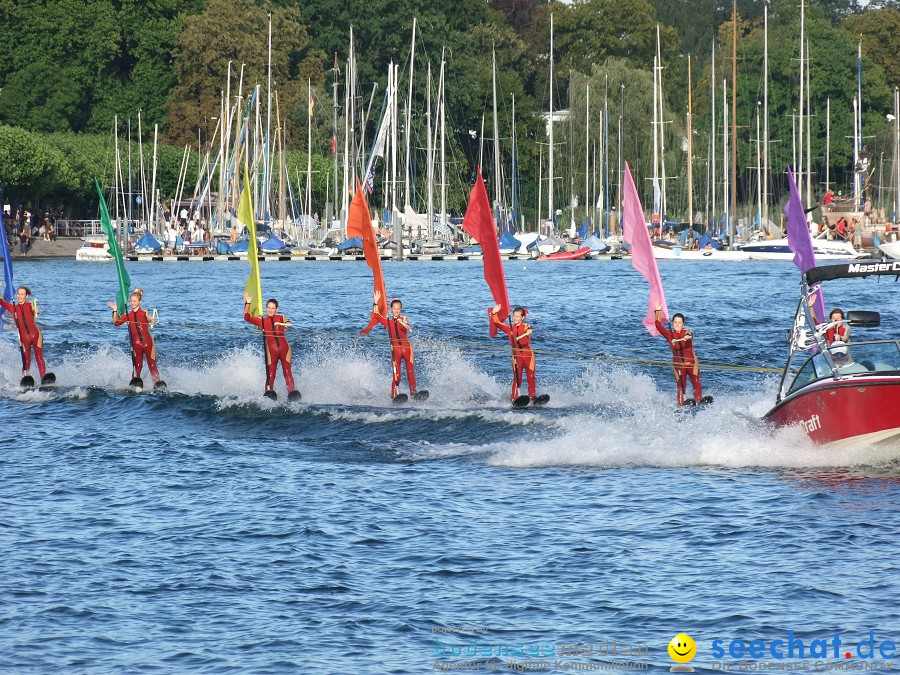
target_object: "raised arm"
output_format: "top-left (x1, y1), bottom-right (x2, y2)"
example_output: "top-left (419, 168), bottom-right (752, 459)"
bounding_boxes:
top-left (654, 303), bottom-right (672, 341)
top-left (489, 305), bottom-right (512, 337)
top-left (243, 292), bottom-right (263, 328)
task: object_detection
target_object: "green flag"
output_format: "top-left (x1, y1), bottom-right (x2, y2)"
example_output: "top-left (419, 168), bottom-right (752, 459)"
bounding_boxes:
top-left (95, 178), bottom-right (131, 314)
top-left (237, 167), bottom-right (262, 317)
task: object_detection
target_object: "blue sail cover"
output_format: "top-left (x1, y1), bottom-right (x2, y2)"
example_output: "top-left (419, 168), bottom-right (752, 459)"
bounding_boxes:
top-left (498, 230), bottom-right (521, 251)
top-left (229, 237), bottom-right (250, 253)
top-left (581, 235), bottom-right (608, 252)
top-left (577, 222), bottom-right (591, 239)
top-left (697, 234), bottom-right (722, 250)
top-left (259, 235), bottom-right (288, 252)
top-left (678, 229), bottom-right (701, 244)
top-left (336, 237), bottom-right (363, 251)
top-left (134, 232), bottom-right (162, 253)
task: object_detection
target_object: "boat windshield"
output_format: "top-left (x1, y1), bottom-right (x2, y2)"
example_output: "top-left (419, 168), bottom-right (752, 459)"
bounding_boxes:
top-left (788, 341), bottom-right (900, 394)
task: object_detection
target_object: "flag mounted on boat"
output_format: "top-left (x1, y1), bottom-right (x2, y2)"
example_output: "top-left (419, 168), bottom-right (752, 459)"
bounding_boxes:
top-left (463, 168), bottom-right (510, 333)
top-left (785, 165), bottom-right (825, 320)
top-left (622, 163), bottom-right (668, 336)
top-left (95, 178), bottom-right (131, 315)
top-left (237, 167), bottom-right (263, 317)
top-left (349, 181), bottom-right (387, 335)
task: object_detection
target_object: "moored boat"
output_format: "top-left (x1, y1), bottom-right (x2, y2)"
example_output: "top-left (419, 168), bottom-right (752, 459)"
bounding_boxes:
top-left (75, 237), bottom-right (112, 261)
top-left (765, 260), bottom-right (900, 449)
top-left (739, 235), bottom-right (860, 260)
top-left (537, 246), bottom-right (591, 261)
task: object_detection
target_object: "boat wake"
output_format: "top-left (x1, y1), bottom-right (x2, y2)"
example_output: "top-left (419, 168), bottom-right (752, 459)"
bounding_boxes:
top-left (3, 339), bottom-right (899, 467)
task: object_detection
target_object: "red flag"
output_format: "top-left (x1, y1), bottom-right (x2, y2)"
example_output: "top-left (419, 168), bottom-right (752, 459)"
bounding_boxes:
top-left (463, 168), bottom-right (510, 329)
top-left (331, 135), bottom-right (337, 155)
top-left (348, 181), bottom-right (388, 334)
top-left (622, 162), bottom-right (668, 336)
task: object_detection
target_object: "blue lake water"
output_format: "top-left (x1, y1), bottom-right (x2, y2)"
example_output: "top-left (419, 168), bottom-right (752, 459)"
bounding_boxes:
top-left (1, 258), bottom-right (899, 672)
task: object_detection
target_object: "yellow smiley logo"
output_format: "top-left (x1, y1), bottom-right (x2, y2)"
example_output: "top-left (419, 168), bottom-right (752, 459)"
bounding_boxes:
top-left (668, 633), bottom-right (697, 663)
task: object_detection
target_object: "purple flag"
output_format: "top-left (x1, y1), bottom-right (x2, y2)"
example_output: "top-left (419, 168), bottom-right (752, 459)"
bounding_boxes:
top-left (785, 166), bottom-right (825, 320)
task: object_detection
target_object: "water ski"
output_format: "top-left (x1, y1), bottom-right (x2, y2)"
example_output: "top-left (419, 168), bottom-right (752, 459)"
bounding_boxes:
top-left (287, 390), bottom-right (302, 402)
top-left (263, 390), bottom-right (278, 401)
top-left (531, 394), bottom-right (550, 406)
top-left (20, 375), bottom-right (35, 389)
top-left (41, 373), bottom-right (57, 386)
top-left (411, 390), bottom-right (429, 402)
top-left (153, 380), bottom-right (168, 391)
top-left (675, 396), bottom-right (714, 417)
top-left (512, 395), bottom-right (531, 409)
top-left (129, 376), bottom-right (144, 391)
top-left (392, 393), bottom-right (409, 405)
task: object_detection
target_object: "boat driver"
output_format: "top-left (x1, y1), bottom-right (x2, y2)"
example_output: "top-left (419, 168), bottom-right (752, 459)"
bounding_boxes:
top-left (830, 342), bottom-right (867, 375)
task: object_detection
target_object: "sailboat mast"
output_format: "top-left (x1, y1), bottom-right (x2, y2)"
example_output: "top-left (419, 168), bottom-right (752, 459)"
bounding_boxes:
top-left (652, 54), bottom-right (659, 220)
top-left (857, 41), bottom-right (864, 209)
top-left (894, 87), bottom-right (899, 220)
top-left (687, 55), bottom-right (693, 227)
top-left (265, 13), bottom-right (273, 223)
top-left (333, 55), bottom-right (339, 215)
top-left (585, 83), bottom-right (590, 228)
top-left (763, 6), bottom-right (769, 227)
top-left (150, 124), bottom-right (159, 233)
top-left (798, 0), bottom-right (805, 200)
top-left (307, 80), bottom-right (313, 232)
top-left (439, 51), bottom-right (447, 238)
top-left (511, 92), bottom-right (518, 231)
top-left (723, 80), bottom-right (729, 238)
top-left (806, 39), bottom-right (812, 210)
top-left (756, 103), bottom-right (762, 229)
top-left (426, 61), bottom-right (433, 240)
top-left (731, 0), bottom-right (737, 243)
top-left (603, 73), bottom-right (609, 235)
top-left (657, 25), bottom-right (667, 222)
top-left (404, 18), bottom-right (417, 210)
top-left (826, 97), bottom-right (831, 192)
top-left (711, 42), bottom-right (716, 230)
top-left (114, 115), bottom-right (121, 225)
top-left (548, 12), bottom-right (555, 227)
top-left (492, 46), bottom-right (502, 219)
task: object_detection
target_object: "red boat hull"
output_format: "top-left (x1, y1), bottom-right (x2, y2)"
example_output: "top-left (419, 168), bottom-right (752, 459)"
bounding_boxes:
top-left (538, 246), bottom-right (591, 261)
top-left (764, 376), bottom-right (900, 447)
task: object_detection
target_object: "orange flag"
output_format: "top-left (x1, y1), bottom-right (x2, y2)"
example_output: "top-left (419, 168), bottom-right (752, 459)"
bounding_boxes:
top-left (348, 180), bottom-right (388, 334)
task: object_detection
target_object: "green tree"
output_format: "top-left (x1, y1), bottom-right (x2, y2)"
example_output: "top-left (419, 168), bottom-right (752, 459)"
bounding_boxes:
top-left (164, 0), bottom-right (323, 147)
top-left (843, 8), bottom-right (900, 89)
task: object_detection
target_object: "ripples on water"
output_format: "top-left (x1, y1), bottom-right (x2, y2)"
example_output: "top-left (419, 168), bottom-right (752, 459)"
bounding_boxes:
top-left (1, 259), bottom-right (898, 672)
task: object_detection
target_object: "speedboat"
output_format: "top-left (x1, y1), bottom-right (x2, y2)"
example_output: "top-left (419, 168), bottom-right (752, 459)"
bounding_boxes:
top-left (739, 233), bottom-right (860, 260)
top-left (75, 237), bottom-right (112, 261)
top-left (765, 260), bottom-right (900, 448)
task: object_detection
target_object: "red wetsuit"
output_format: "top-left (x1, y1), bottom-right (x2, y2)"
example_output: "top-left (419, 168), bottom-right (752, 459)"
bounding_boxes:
top-left (371, 312), bottom-right (417, 398)
top-left (244, 310), bottom-right (296, 393)
top-left (113, 308), bottom-right (160, 383)
top-left (491, 310), bottom-right (537, 400)
top-left (825, 324), bottom-right (849, 345)
top-left (0, 298), bottom-right (47, 378)
top-left (656, 319), bottom-right (702, 405)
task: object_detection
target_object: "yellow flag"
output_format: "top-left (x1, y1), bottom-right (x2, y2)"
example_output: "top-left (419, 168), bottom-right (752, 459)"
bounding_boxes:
top-left (238, 168), bottom-right (262, 317)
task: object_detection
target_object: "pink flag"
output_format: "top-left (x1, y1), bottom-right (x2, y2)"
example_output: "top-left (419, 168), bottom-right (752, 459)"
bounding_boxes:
top-left (622, 162), bottom-right (668, 336)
